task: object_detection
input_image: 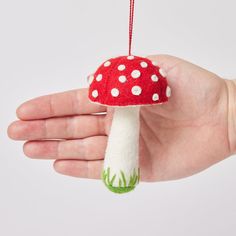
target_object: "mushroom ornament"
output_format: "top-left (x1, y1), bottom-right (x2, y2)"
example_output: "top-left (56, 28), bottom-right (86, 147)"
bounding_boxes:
top-left (88, 55), bottom-right (171, 193)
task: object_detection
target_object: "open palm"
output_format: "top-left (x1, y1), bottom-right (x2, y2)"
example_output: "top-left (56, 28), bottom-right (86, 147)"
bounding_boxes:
top-left (8, 55), bottom-right (232, 182)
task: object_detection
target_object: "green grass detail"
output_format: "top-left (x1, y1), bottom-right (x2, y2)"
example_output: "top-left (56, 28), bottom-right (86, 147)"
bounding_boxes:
top-left (120, 171), bottom-right (126, 187)
top-left (110, 174), bottom-right (116, 185)
top-left (102, 167), bottom-right (140, 194)
top-left (129, 169), bottom-right (139, 186)
top-left (119, 179), bottom-right (122, 188)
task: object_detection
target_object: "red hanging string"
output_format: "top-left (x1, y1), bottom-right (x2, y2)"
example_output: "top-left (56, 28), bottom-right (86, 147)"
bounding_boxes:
top-left (128, 0), bottom-right (135, 55)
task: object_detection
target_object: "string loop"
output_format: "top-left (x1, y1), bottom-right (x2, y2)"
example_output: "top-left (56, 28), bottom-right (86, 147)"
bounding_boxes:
top-left (128, 0), bottom-right (135, 55)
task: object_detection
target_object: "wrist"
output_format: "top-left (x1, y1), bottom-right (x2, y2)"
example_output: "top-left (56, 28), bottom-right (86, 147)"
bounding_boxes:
top-left (225, 79), bottom-right (236, 155)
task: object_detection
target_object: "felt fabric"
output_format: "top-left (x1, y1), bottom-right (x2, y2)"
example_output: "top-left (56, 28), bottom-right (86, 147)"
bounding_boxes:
top-left (88, 55), bottom-right (171, 106)
top-left (102, 106), bottom-right (140, 193)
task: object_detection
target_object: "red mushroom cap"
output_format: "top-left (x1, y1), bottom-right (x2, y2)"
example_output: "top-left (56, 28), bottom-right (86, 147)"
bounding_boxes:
top-left (88, 55), bottom-right (171, 106)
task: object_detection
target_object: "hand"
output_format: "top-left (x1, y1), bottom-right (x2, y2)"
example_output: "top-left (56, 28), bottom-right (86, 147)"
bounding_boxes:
top-left (7, 55), bottom-right (235, 181)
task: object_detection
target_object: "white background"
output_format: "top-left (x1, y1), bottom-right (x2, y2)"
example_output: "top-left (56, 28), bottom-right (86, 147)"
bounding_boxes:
top-left (0, 0), bottom-right (236, 235)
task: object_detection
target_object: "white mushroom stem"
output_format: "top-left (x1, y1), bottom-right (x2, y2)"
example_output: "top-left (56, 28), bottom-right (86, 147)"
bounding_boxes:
top-left (102, 106), bottom-right (140, 192)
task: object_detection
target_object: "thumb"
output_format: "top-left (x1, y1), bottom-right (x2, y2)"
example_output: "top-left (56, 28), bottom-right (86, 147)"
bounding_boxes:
top-left (146, 54), bottom-right (184, 73)
top-left (146, 54), bottom-right (186, 97)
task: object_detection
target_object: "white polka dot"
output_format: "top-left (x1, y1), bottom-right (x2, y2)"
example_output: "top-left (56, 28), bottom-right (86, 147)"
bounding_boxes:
top-left (131, 86), bottom-right (142, 96)
top-left (96, 74), bottom-right (103, 82)
top-left (140, 62), bottom-right (148, 68)
top-left (131, 70), bottom-right (141, 79)
top-left (87, 75), bottom-right (94, 85)
top-left (111, 88), bottom-right (119, 97)
top-left (118, 64), bottom-right (126, 71)
top-left (118, 75), bottom-right (127, 83)
top-left (159, 68), bottom-right (167, 77)
top-left (104, 61), bottom-right (111, 67)
top-left (152, 93), bottom-right (159, 101)
top-left (152, 61), bottom-right (158, 66)
top-left (127, 55), bottom-right (134, 60)
top-left (166, 86), bottom-right (171, 97)
top-left (151, 74), bottom-right (159, 82)
top-left (92, 90), bottom-right (98, 98)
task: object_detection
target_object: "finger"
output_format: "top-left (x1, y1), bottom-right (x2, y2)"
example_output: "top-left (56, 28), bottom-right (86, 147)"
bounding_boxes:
top-left (23, 136), bottom-right (107, 160)
top-left (8, 115), bottom-right (106, 140)
top-left (17, 88), bottom-right (106, 120)
top-left (53, 159), bottom-right (103, 179)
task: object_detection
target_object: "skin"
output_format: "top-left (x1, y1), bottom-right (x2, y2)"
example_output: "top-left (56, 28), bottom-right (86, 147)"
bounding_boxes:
top-left (7, 55), bottom-right (236, 182)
